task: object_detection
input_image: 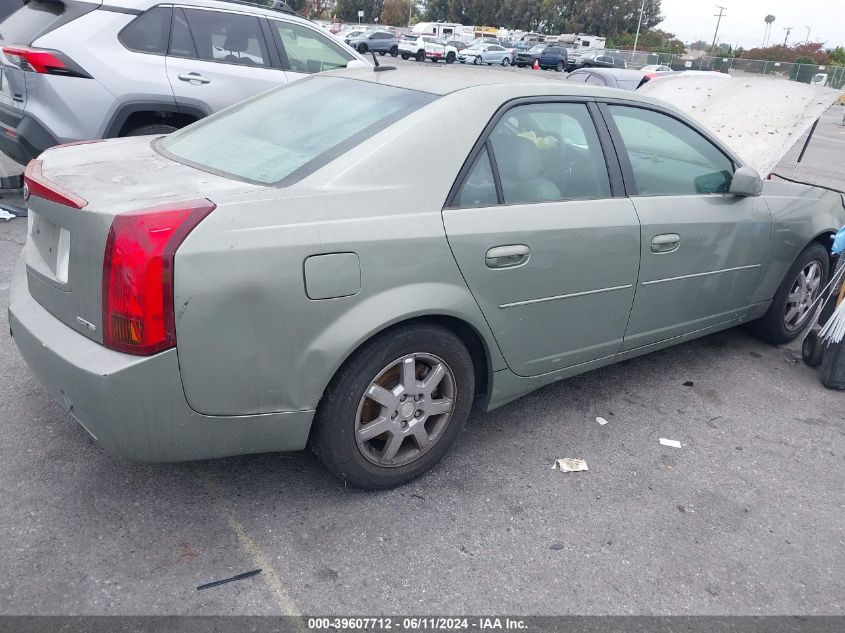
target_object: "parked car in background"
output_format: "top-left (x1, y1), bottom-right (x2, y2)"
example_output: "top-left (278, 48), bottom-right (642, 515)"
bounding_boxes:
top-left (567, 51), bottom-right (626, 71)
top-left (457, 43), bottom-right (512, 66)
top-left (515, 44), bottom-right (547, 68)
top-left (641, 64), bottom-right (672, 72)
top-left (0, 0), bottom-right (366, 164)
top-left (345, 30), bottom-right (399, 56)
top-left (565, 68), bottom-right (652, 90)
top-left (11, 67), bottom-right (842, 489)
top-left (399, 35), bottom-right (457, 63)
top-left (538, 44), bottom-right (568, 71)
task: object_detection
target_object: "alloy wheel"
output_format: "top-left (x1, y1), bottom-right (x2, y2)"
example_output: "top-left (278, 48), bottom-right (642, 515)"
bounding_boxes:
top-left (354, 353), bottom-right (456, 468)
top-left (783, 261), bottom-right (822, 331)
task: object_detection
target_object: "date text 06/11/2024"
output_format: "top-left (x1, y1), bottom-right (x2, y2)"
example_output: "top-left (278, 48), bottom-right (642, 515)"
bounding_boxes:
top-left (306, 617), bottom-right (528, 630)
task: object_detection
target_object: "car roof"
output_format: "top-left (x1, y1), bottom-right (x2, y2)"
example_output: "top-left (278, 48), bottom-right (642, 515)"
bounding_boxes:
top-left (327, 66), bottom-right (671, 106)
top-left (123, 0), bottom-right (315, 26)
top-left (576, 68), bottom-right (646, 79)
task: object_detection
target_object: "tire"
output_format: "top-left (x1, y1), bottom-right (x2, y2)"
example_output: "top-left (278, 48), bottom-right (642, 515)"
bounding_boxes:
top-left (473, 56), bottom-right (481, 65)
top-left (310, 323), bottom-right (475, 490)
top-left (416, 49), bottom-right (425, 62)
top-left (802, 330), bottom-right (824, 367)
top-left (390, 46), bottom-right (398, 57)
top-left (446, 52), bottom-right (456, 64)
top-left (379, 51), bottom-right (385, 56)
top-left (124, 123), bottom-right (179, 136)
top-left (556, 61), bottom-right (564, 72)
top-left (357, 43), bottom-right (368, 54)
top-left (749, 242), bottom-right (829, 344)
top-left (401, 52), bottom-right (409, 60)
top-left (501, 57), bottom-right (510, 67)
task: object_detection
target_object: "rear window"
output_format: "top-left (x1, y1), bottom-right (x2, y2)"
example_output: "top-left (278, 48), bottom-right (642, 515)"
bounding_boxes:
top-left (0, 0), bottom-right (63, 44)
top-left (160, 76), bottom-right (436, 185)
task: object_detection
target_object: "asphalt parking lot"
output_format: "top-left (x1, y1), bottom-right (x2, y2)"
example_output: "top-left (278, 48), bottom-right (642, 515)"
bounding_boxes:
top-left (1, 98), bottom-right (844, 617)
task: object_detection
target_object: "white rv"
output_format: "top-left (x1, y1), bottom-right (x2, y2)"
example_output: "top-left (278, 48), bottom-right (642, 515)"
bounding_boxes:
top-left (412, 22), bottom-right (470, 42)
top-left (556, 34), bottom-right (606, 54)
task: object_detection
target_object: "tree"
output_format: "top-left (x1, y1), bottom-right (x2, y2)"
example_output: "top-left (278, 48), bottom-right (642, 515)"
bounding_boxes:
top-left (829, 47), bottom-right (845, 66)
top-left (334, 0), bottom-right (381, 22)
top-left (380, 0), bottom-right (410, 25)
top-left (612, 28), bottom-right (684, 54)
top-left (741, 42), bottom-right (830, 65)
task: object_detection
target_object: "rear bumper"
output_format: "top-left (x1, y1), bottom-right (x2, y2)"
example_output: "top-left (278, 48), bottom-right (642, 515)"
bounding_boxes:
top-left (0, 104), bottom-right (59, 164)
top-left (9, 256), bottom-right (314, 462)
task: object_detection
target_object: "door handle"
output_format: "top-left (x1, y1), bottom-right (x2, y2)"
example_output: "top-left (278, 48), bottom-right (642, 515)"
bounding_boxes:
top-left (177, 72), bottom-right (211, 84)
top-left (485, 244), bottom-right (530, 268)
top-left (651, 233), bottom-right (680, 253)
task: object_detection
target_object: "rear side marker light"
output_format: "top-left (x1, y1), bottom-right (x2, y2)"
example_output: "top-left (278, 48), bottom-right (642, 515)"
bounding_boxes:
top-left (24, 160), bottom-right (88, 209)
top-left (102, 199), bottom-right (216, 356)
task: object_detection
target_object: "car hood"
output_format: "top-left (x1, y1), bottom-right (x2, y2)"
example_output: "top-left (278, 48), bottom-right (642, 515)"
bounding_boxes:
top-left (639, 73), bottom-right (842, 176)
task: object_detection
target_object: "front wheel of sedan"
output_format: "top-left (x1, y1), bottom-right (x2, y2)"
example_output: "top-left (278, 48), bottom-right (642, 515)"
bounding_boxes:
top-left (473, 56), bottom-right (481, 65)
top-left (310, 324), bottom-right (475, 489)
top-left (749, 242), bottom-right (829, 344)
top-left (357, 43), bottom-right (368, 54)
top-left (501, 57), bottom-right (510, 67)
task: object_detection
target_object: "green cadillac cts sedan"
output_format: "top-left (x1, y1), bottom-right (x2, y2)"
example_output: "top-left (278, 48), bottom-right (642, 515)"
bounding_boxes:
top-left (9, 66), bottom-right (844, 488)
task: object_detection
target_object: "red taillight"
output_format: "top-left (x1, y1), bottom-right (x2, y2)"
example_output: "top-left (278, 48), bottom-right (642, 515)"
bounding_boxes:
top-left (102, 199), bottom-right (216, 356)
top-left (24, 160), bottom-right (88, 209)
top-left (3, 45), bottom-right (66, 74)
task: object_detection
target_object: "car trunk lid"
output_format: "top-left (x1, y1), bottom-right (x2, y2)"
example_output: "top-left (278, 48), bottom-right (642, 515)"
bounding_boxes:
top-left (23, 136), bottom-right (260, 345)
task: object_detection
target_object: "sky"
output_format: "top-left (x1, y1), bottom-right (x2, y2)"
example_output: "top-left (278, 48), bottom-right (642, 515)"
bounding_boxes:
top-left (657, 0), bottom-right (845, 49)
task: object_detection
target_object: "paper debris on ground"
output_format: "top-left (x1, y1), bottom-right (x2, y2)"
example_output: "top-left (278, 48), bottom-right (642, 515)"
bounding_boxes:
top-left (659, 438), bottom-right (683, 449)
top-left (0, 209), bottom-right (14, 221)
top-left (596, 416), bottom-right (608, 425)
top-left (552, 458), bottom-right (588, 472)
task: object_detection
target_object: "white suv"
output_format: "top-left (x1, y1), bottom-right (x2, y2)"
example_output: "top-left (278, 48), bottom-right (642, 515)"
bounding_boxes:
top-left (0, 0), bottom-right (367, 164)
top-left (398, 35), bottom-right (457, 63)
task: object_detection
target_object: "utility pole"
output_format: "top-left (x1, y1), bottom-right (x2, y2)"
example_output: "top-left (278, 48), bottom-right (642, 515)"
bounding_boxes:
top-left (711, 6), bottom-right (726, 55)
top-left (408, 0), bottom-right (413, 27)
top-left (782, 26), bottom-right (792, 46)
top-left (802, 26), bottom-right (811, 43)
top-left (632, 0), bottom-right (647, 56)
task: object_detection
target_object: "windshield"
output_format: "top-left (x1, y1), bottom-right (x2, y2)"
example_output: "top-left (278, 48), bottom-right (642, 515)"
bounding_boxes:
top-left (161, 77), bottom-right (436, 185)
top-left (529, 45), bottom-right (545, 53)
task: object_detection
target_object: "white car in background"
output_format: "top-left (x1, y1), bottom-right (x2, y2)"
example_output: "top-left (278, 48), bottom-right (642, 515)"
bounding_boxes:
top-left (399, 35), bottom-right (458, 63)
top-left (641, 64), bottom-right (672, 72)
top-left (457, 43), bottom-right (513, 66)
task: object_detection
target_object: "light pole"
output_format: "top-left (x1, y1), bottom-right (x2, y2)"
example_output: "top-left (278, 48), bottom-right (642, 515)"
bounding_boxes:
top-left (632, 0), bottom-right (647, 56)
top-left (408, 0), bottom-right (413, 27)
top-left (802, 26), bottom-right (811, 43)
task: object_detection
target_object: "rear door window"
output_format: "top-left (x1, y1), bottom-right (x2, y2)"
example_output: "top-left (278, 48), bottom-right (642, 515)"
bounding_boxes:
top-left (119, 6), bottom-right (172, 55)
top-left (0, 0), bottom-right (64, 44)
top-left (182, 8), bottom-right (271, 67)
top-left (273, 20), bottom-right (354, 74)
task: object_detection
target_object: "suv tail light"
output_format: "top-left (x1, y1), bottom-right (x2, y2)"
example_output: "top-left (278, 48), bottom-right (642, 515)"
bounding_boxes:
top-left (102, 199), bottom-right (216, 356)
top-left (2, 45), bottom-right (90, 77)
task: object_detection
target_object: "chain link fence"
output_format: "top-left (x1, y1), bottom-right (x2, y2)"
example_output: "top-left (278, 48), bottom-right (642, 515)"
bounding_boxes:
top-left (601, 49), bottom-right (845, 90)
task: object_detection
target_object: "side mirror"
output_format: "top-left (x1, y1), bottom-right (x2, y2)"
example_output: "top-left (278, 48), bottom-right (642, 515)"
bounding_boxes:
top-left (729, 166), bottom-right (763, 197)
